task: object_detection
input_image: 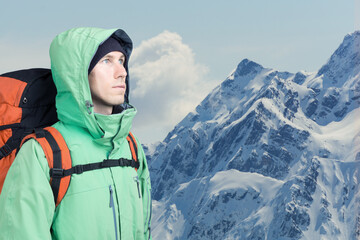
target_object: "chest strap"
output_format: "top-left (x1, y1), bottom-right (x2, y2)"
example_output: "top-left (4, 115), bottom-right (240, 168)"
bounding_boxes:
top-left (21, 127), bottom-right (139, 207)
top-left (50, 158), bottom-right (139, 178)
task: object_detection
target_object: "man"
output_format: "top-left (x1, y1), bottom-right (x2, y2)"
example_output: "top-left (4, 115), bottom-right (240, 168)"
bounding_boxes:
top-left (0, 27), bottom-right (151, 239)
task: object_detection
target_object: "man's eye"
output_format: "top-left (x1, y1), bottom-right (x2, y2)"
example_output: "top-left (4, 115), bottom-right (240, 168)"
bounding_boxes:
top-left (103, 59), bottom-right (110, 64)
top-left (119, 59), bottom-right (125, 65)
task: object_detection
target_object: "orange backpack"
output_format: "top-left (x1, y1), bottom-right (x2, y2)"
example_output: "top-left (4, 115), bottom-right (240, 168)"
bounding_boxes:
top-left (0, 69), bottom-right (57, 193)
top-left (0, 69), bottom-right (139, 206)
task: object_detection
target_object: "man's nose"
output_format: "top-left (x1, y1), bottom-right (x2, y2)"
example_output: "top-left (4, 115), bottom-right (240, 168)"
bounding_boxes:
top-left (115, 63), bottom-right (127, 79)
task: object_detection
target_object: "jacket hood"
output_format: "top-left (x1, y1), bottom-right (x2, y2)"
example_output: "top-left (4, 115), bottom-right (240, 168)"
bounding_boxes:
top-left (49, 27), bottom-right (133, 139)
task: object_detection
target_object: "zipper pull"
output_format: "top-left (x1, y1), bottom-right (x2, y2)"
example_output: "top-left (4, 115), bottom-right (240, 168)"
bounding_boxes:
top-left (109, 185), bottom-right (119, 240)
top-left (109, 185), bottom-right (114, 208)
top-left (133, 176), bottom-right (141, 198)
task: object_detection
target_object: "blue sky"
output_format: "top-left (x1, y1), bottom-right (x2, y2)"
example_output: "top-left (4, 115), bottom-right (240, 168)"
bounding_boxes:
top-left (1, 0), bottom-right (357, 143)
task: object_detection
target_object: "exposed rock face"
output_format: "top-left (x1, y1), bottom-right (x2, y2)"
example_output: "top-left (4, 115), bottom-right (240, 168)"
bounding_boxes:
top-left (147, 31), bottom-right (360, 239)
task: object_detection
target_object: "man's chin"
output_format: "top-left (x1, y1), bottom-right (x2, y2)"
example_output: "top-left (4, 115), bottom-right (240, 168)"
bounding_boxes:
top-left (113, 99), bottom-right (125, 106)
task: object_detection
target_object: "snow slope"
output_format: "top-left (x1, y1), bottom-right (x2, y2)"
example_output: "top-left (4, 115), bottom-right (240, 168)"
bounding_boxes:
top-left (146, 31), bottom-right (360, 239)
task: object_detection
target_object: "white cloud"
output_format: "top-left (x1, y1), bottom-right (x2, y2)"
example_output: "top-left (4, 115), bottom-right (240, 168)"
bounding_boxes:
top-left (129, 31), bottom-right (214, 144)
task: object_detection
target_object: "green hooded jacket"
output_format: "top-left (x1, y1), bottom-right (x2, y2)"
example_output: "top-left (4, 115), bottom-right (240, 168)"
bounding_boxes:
top-left (0, 28), bottom-right (152, 240)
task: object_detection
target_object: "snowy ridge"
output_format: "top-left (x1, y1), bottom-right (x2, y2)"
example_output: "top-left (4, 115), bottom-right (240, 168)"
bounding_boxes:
top-left (147, 31), bottom-right (360, 239)
top-left (152, 170), bottom-right (284, 240)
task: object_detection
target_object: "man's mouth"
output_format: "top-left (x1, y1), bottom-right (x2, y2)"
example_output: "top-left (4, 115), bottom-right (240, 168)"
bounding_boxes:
top-left (113, 85), bottom-right (126, 89)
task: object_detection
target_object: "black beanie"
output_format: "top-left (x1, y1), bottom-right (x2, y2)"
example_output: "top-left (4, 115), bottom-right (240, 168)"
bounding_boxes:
top-left (88, 36), bottom-right (126, 74)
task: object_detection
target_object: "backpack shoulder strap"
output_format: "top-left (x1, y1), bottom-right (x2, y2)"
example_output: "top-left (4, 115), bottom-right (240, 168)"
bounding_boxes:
top-left (21, 126), bottom-right (71, 207)
top-left (0, 137), bottom-right (19, 159)
top-left (126, 131), bottom-right (138, 171)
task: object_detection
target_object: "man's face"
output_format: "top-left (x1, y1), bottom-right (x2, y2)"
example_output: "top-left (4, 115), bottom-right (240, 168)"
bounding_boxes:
top-left (88, 51), bottom-right (127, 115)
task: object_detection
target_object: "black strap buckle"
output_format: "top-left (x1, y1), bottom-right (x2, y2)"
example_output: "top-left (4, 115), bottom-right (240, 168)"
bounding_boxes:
top-left (117, 158), bottom-right (125, 166)
top-left (0, 144), bottom-right (12, 159)
top-left (0, 144), bottom-right (11, 154)
top-left (132, 160), bottom-right (140, 169)
top-left (50, 168), bottom-right (65, 178)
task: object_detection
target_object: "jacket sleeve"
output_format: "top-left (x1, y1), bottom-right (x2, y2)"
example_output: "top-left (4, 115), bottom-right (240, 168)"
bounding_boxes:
top-left (137, 141), bottom-right (152, 240)
top-left (0, 139), bottom-right (55, 240)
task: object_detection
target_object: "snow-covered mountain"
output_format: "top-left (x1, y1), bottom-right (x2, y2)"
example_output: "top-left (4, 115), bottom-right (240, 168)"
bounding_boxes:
top-left (146, 31), bottom-right (360, 239)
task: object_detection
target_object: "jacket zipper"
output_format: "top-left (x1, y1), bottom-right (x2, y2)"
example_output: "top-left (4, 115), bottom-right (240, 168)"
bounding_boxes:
top-left (109, 185), bottom-right (119, 240)
top-left (134, 176), bottom-right (141, 198)
top-left (145, 178), bottom-right (152, 239)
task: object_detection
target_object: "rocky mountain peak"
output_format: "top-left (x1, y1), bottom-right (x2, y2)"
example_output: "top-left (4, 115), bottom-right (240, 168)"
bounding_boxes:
top-left (148, 31), bottom-right (360, 240)
top-left (233, 58), bottom-right (264, 78)
top-left (316, 31), bottom-right (360, 88)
